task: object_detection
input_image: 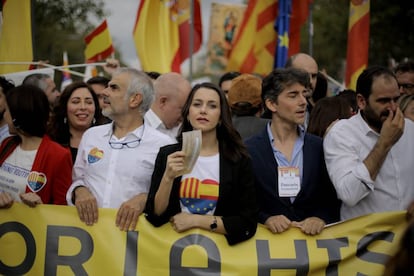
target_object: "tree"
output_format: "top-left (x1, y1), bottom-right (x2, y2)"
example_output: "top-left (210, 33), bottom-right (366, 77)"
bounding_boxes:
top-left (300, 0), bottom-right (414, 83)
top-left (32, 0), bottom-right (107, 79)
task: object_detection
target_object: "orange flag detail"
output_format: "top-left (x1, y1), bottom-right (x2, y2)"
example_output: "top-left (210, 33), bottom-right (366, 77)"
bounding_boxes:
top-left (133, 0), bottom-right (202, 73)
top-left (345, 0), bottom-right (370, 90)
top-left (84, 20), bottom-right (114, 63)
top-left (226, 0), bottom-right (278, 75)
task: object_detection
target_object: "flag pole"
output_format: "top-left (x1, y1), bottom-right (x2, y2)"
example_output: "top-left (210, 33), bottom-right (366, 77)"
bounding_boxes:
top-left (188, 0), bottom-right (194, 82)
top-left (308, 2), bottom-right (314, 56)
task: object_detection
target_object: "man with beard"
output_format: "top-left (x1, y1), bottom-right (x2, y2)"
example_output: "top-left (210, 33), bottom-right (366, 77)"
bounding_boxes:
top-left (0, 77), bottom-right (15, 143)
top-left (324, 66), bottom-right (414, 220)
top-left (66, 68), bottom-right (174, 231)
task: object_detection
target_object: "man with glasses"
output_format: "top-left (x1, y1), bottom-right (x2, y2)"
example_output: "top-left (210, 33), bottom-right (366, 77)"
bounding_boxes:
top-left (66, 68), bottom-right (174, 231)
top-left (395, 60), bottom-right (414, 95)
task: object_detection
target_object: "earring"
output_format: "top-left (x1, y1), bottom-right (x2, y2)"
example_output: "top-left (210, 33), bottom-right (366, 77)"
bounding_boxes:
top-left (63, 117), bottom-right (67, 124)
top-left (92, 118), bottom-right (96, 124)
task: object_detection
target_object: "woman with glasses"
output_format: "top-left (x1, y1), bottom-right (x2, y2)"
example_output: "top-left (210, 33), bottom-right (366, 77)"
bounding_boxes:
top-left (145, 83), bottom-right (258, 245)
top-left (0, 85), bottom-right (72, 208)
top-left (48, 82), bottom-right (101, 163)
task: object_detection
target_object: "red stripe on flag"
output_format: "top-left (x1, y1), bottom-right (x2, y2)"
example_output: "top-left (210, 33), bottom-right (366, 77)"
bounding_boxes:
top-left (85, 20), bottom-right (109, 44)
top-left (257, 2), bottom-right (278, 31)
top-left (345, 13), bottom-right (370, 86)
top-left (86, 45), bottom-right (115, 63)
top-left (240, 48), bottom-right (258, 73)
top-left (230, 0), bottom-right (258, 48)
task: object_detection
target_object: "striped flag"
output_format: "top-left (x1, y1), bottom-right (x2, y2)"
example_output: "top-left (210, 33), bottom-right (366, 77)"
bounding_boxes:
top-left (0, 0), bottom-right (33, 74)
top-left (226, 0), bottom-right (278, 75)
top-left (288, 0), bottom-right (312, 56)
top-left (274, 0), bottom-right (291, 68)
top-left (61, 51), bottom-right (72, 91)
top-left (133, 0), bottom-right (202, 73)
top-left (84, 20), bottom-right (114, 63)
top-left (345, 0), bottom-right (370, 90)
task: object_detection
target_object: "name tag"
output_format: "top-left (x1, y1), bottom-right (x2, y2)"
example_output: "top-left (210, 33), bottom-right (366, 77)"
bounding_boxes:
top-left (278, 166), bottom-right (300, 197)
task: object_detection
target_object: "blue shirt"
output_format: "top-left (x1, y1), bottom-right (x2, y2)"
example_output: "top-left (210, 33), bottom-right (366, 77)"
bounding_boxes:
top-left (267, 123), bottom-right (305, 202)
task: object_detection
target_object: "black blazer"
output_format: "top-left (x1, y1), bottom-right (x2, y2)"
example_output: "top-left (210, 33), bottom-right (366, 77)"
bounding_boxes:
top-left (145, 143), bottom-right (258, 245)
top-left (245, 128), bottom-right (340, 224)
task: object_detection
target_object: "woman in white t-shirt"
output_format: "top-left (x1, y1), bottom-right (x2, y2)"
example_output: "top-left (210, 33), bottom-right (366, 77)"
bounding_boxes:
top-left (145, 82), bottom-right (258, 245)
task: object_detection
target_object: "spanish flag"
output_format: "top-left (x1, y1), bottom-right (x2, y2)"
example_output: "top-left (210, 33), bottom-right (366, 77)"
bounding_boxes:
top-left (84, 20), bottom-right (114, 63)
top-left (133, 0), bottom-right (202, 73)
top-left (226, 0), bottom-right (278, 75)
top-left (0, 0), bottom-right (33, 74)
top-left (345, 0), bottom-right (370, 90)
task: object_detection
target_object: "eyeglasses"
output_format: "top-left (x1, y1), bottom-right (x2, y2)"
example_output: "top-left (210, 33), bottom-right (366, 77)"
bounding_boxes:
top-left (108, 134), bottom-right (141, 149)
top-left (398, 83), bottom-right (414, 90)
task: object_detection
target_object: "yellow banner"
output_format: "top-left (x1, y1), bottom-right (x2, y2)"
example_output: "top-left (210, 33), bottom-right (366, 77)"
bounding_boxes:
top-left (0, 204), bottom-right (407, 275)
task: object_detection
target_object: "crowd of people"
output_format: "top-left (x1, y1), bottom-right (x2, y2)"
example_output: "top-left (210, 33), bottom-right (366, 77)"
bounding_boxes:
top-left (0, 56), bottom-right (413, 271)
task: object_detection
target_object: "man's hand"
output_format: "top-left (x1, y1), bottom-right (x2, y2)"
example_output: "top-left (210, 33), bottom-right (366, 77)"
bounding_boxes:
top-left (0, 192), bottom-right (13, 208)
top-left (103, 58), bottom-right (120, 76)
top-left (74, 186), bottom-right (98, 226)
top-left (407, 201), bottom-right (414, 222)
top-left (291, 217), bottom-right (325, 235)
top-left (116, 193), bottom-right (147, 231)
top-left (379, 108), bottom-right (404, 148)
top-left (265, 215), bottom-right (292, 233)
top-left (20, 192), bottom-right (42, 207)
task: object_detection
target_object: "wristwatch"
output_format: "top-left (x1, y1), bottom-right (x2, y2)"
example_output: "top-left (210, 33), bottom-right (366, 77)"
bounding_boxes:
top-left (210, 216), bottom-right (217, 232)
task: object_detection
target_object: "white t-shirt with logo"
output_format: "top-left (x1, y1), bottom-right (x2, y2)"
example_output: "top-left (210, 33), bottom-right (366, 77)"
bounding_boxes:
top-left (0, 146), bottom-right (36, 201)
top-left (180, 154), bottom-right (220, 215)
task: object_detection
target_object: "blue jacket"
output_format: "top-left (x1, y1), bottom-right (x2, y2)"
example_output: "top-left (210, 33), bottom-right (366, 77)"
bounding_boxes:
top-left (245, 128), bottom-right (340, 224)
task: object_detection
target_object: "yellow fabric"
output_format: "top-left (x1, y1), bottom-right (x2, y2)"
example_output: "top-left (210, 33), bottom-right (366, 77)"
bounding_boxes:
top-left (0, 203), bottom-right (407, 275)
top-left (84, 20), bottom-right (114, 62)
top-left (133, 0), bottom-right (179, 73)
top-left (0, 0), bottom-right (33, 74)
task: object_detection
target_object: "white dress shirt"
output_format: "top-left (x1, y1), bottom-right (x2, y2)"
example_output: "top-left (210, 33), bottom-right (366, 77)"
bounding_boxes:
top-left (324, 112), bottom-right (414, 220)
top-left (66, 122), bottom-right (175, 208)
top-left (144, 108), bottom-right (180, 139)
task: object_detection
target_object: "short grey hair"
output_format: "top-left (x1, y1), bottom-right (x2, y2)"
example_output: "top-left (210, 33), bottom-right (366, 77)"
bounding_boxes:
top-left (22, 73), bottom-right (50, 92)
top-left (113, 68), bottom-right (154, 116)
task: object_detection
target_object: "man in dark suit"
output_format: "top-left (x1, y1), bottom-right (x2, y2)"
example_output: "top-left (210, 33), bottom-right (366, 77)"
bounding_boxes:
top-left (245, 68), bottom-right (340, 236)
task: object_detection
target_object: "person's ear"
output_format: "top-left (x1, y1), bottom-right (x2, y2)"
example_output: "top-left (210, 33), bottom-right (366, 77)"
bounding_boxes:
top-left (265, 99), bottom-right (277, 112)
top-left (356, 94), bottom-right (366, 110)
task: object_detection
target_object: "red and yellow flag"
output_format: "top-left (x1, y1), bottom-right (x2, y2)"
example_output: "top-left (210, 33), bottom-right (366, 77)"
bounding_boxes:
top-left (84, 20), bottom-right (114, 63)
top-left (345, 0), bottom-right (370, 90)
top-left (133, 0), bottom-right (202, 73)
top-left (0, 0), bottom-right (33, 74)
top-left (226, 0), bottom-right (278, 75)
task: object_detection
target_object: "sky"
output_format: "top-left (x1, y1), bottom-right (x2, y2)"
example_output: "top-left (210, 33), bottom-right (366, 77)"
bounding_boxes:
top-left (102, 0), bottom-right (244, 69)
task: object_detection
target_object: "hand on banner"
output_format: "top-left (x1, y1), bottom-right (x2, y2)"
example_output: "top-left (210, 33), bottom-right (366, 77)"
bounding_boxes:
top-left (0, 191), bottom-right (13, 208)
top-left (116, 193), bottom-right (147, 231)
top-left (170, 212), bottom-right (197, 233)
top-left (292, 217), bottom-right (325, 235)
top-left (20, 192), bottom-right (43, 207)
top-left (103, 58), bottom-right (120, 76)
top-left (407, 201), bottom-right (414, 222)
top-left (74, 186), bottom-right (98, 226)
top-left (265, 215), bottom-right (292, 233)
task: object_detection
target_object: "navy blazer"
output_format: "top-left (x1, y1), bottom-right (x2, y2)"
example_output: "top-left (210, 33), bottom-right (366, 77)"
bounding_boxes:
top-left (145, 143), bottom-right (258, 245)
top-left (245, 128), bottom-right (340, 224)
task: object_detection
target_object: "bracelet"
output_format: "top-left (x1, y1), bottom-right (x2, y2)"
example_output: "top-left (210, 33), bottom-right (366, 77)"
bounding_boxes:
top-left (210, 216), bottom-right (218, 232)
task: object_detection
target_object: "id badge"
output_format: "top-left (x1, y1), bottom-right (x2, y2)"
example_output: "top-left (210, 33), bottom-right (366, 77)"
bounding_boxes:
top-left (278, 166), bottom-right (300, 197)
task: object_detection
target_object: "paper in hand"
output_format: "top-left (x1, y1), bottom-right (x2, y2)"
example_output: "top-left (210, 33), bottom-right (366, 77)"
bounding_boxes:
top-left (181, 130), bottom-right (202, 174)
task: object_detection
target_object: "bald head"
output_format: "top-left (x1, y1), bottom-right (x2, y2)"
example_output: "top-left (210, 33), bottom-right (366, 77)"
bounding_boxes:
top-left (152, 72), bottom-right (191, 129)
top-left (286, 53), bottom-right (318, 95)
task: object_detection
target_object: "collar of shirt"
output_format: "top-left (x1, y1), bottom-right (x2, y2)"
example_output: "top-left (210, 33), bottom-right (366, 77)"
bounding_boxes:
top-left (356, 111), bottom-right (380, 138)
top-left (104, 122), bottom-right (145, 141)
top-left (144, 108), bottom-right (167, 131)
top-left (266, 123), bottom-right (305, 167)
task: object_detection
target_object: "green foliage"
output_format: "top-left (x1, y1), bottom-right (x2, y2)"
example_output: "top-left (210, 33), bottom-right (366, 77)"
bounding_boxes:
top-left (300, 0), bottom-right (414, 81)
top-left (33, 0), bottom-right (107, 71)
